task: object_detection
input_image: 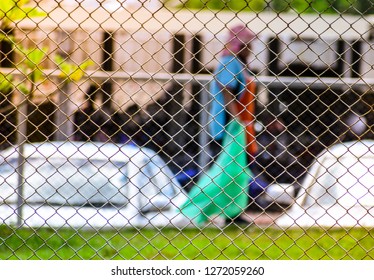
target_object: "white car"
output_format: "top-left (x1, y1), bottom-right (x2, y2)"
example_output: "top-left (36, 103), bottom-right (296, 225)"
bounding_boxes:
top-left (0, 142), bottom-right (186, 229)
top-left (275, 140), bottom-right (374, 228)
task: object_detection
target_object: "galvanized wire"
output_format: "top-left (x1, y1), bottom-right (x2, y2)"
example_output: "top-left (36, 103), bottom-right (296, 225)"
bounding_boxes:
top-left (0, 0), bottom-right (373, 260)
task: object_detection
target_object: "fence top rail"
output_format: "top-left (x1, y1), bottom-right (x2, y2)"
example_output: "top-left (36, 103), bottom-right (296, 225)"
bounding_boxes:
top-left (1, 67), bottom-right (373, 91)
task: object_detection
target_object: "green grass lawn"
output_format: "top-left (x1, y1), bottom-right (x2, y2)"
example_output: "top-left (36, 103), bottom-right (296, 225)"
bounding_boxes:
top-left (0, 226), bottom-right (374, 260)
top-left (1, 224), bottom-right (374, 260)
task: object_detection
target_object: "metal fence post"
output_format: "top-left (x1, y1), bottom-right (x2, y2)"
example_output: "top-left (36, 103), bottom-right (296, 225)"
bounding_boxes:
top-left (16, 94), bottom-right (28, 227)
top-left (198, 82), bottom-right (212, 172)
top-left (54, 82), bottom-right (74, 141)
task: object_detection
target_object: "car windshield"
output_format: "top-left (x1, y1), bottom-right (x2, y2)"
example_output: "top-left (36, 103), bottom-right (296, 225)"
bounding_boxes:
top-left (304, 155), bottom-right (374, 207)
top-left (0, 157), bottom-right (129, 207)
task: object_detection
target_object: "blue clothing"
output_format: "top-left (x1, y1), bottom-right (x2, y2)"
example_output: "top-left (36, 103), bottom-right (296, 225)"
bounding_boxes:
top-left (208, 55), bottom-right (248, 141)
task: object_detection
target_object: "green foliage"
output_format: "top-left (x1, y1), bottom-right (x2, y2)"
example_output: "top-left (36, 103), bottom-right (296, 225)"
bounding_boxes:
top-left (0, 0), bottom-right (46, 29)
top-left (289, 0), bottom-right (310, 12)
top-left (54, 55), bottom-right (94, 82)
top-left (248, 0), bottom-right (268, 12)
top-left (271, 0), bottom-right (290, 13)
top-left (0, 1), bottom-right (48, 96)
top-left (182, 0), bottom-right (267, 12)
top-left (287, 0), bottom-right (348, 14)
top-left (16, 45), bottom-right (48, 85)
top-left (180, 0), bottom-right (374, 14)
top-left (0, 73), bottom-right (13, 93)
top-left (0, 0), bottom-right (91, 98)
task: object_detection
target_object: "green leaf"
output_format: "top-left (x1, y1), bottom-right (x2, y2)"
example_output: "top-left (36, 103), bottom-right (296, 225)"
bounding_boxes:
top-left (0, 0), bottom-right (46, 28)
top-left (17, 82), bottom-right (30, 95)
top-left (16, 46), bottom-right (48, 69)
top-left (0, 73), bottom-right (13, 93)
top-left (15, 46), bottom-right (49, 84)
top-left (55, 55), bottom-right (93, 82)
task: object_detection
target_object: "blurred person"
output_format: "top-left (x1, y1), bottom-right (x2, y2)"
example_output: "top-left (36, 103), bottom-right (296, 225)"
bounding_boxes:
top-left (170, 25), bottom-right (260, 228)
top-left (208, 24), bottom-right (258, 160)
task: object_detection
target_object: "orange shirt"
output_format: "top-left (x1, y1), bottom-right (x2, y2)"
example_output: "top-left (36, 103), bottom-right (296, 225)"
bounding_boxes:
top-left (236, 78), bottom-right (258, 158)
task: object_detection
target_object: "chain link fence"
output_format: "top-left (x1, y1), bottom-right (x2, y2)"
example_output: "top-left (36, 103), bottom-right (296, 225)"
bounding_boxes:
top-left (0, 0), bottom-right (373, 259)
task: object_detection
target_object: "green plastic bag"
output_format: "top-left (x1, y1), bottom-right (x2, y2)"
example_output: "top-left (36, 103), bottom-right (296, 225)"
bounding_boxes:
top-left (180, 118), bottom-right (253, 225)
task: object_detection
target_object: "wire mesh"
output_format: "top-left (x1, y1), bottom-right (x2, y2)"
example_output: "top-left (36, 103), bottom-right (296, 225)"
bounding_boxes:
top-left (0, 0), bottom-right (373, 260)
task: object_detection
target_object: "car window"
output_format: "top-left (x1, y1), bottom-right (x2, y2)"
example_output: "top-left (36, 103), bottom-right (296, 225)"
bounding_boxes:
top-left (0, 157), bottom-right (129, 207)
